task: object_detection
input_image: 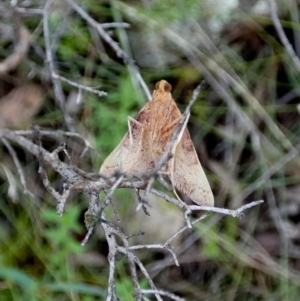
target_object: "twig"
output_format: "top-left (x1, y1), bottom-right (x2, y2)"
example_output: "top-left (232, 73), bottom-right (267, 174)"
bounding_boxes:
top-left (43, 0), bottom-right (76, 131)
top-left (135, 188), bottom-right (151, 216)
top-left (2, 138), bottom-right (29, 195)
top-left (128, 243), bottom-right (179, 267)
top-left (268, 0), bottom-right (300, 71)
top-left (120, 236), bottom-right (142, 299)
top-left (189, 200), bottom-right (264, 217)
top-left (101, 22), bottom-right (131, 29)
top-left (165, 214), bottom-right (209, 247)
top-left (142, 290), bottom-right (186, 301)
top-left (15, 7), bottom-right (44, 15)
top-left (105, 222), bottom-right (142, 300)
top-left (51, 142), bottom-right (71, 160)
top-left (183, 80), bottom-right (207, 116)
top-left (149, 188), bottom-right (185, 208)
top-left (103, 219), bottom-right (118, 301)
top-left (15, 129), bottom-right (95, 153)
top-left (141, 177), bottom-right (154, 209)
top-left (1, 128), bottom-right (265, 301)
top-left (81, 227), bottom-right (93, 246)
top-left (64, 0), bottom-right (151, 100)
top-left (37, 141), bottom-right (72, 215)
top-left (0, 130), bottom-right (264, 217)
top-left (38, 165), bottom-right (71, 215)
top-left (117, 246), bottom-right (164, 301)
top-left (100, 176), bottom-right (124, 214)
top-left (52, 73), bottom-right (107, 97)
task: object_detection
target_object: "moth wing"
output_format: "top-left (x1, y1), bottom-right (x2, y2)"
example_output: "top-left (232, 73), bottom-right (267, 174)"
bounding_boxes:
top-left (173, 129), bottom-right (214, 206)
top-left (99, 103), bottom-right (154, 177)
top-left (99, 132), bottom-right (139, 177)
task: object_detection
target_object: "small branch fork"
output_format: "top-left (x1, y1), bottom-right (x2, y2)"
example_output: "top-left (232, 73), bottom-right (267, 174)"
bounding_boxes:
top-left (0, 81), bottom-right (263, 301)
top-left (63, 0), bottom-right (151, 100)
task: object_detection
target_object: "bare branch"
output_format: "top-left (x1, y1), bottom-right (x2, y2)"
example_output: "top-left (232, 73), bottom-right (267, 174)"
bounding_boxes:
top-left (64, 0), bottom-right (151, 100)
top-left (0, 129), bottom-right (263, 215)
top-left (118, 246), bottom-right (164, 301)
top-left (189, 200), bottom-right (264, 218)
top-left (268, 0), bottom-right (300, 71)
top-left (0, 128), bottom-right (264, 301)
top-left (165, 214), bottom-right (209, 247)
top-left (52, 73), bottom-right (107, 97)
top-left (38, 166), bottom-right (71, 216)
top-left (142, 289), bottom-right (186, 301)
top-left (103, 220), bottom-right (118, 301)
top-left (15, 129), bottom-right (95, 154)
top-left (101, 22), bottom-right (131, 29)
top-left (2, 138), bottom-right (29, 195)
top-left (43, 0), bottom-right (75, 131)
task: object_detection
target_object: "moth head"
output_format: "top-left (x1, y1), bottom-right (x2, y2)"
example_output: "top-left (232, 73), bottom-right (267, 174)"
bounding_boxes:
top-left (152, 80), bottom-right (172, 101)
top-left (155, 80), bottom-right (172, 92)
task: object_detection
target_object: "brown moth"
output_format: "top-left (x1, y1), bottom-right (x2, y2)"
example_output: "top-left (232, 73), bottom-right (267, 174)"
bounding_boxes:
top-left (99, 80), bottom-right (214, 206)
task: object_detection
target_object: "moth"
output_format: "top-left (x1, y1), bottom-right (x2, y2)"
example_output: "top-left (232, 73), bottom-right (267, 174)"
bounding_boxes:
top-left (99, 80), bottom-right (214, 206)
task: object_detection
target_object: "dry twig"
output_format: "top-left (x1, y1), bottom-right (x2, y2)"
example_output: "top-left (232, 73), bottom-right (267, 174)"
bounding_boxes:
top-left (0, 121), bottom-right (263, 301)
top-left (64, 0), bottom-right (151, 100)
top-left (268, 0), bottom-right (300, 71)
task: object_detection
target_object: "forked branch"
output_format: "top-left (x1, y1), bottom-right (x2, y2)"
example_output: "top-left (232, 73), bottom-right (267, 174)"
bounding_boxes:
top-left (0, 126), bottom-right (263, 301)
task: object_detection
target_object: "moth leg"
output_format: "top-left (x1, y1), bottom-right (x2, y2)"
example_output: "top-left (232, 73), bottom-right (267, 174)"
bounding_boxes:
top-left (159, 117), bottom-right (180, 140)
top-left (164, 116), bottom-right (181, 131)
top-left (127, 116), bottom-right (143, 146)
top-left (160, 115), bottom-right (190, 140)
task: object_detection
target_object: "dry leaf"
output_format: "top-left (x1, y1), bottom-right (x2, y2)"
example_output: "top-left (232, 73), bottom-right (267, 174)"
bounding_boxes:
top-left (100, 80), bottom-right (214, 206)
top-left (0, 85), bottom-right (43, 129)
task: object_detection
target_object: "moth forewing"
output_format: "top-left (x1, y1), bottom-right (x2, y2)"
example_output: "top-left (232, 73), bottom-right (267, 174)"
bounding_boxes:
top-left (173, 129), bottom-right (214, 206)
top-left (167, 113), bottom-right (190, 187)
top-left (100, 103), bottom-right (152, 177)
top-left (99, 133), bottom-right (133, 177)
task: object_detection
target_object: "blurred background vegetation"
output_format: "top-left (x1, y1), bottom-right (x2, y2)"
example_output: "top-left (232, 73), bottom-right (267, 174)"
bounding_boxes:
top-left (1, 0), bottom-right (300, 300)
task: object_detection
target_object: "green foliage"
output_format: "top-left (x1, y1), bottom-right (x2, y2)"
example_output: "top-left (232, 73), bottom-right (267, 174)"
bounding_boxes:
top-left (0, 267), bottom-right (106, 301)
top-left (0, 198), bottom-right (107, 300)
top-left (41, 207), bottom-right (84, 274)
top-left (115, 260), bottom-right (148, 301)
